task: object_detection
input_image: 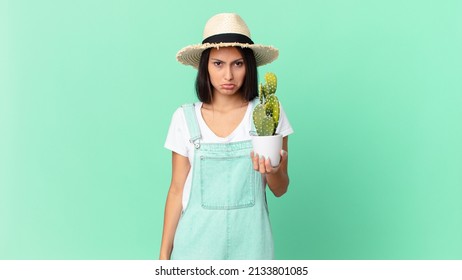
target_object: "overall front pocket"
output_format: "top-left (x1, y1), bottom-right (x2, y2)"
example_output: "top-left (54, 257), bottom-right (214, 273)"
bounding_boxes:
top-left (200, 154), bottom-right (256, 210)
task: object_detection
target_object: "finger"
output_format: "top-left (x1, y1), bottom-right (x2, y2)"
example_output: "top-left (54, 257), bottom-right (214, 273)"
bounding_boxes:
top-left (280, 150), bottom-right (288, 163)
top-left (265, 158), bottom-right (273, 173)
top-left (259, 155), bottom-right (266, 173)
top-left (251, 152), bottom-right (259, 170)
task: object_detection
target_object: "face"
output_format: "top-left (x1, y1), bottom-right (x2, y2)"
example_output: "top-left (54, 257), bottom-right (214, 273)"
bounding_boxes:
top-left (208, 47), bottom-right (246, 98)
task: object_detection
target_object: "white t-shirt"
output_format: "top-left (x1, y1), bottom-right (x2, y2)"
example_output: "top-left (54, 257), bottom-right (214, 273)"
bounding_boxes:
top-left (164, 99), bottom-right (294, 210)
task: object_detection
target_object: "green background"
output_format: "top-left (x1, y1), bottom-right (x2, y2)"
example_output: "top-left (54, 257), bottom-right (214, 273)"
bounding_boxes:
top-left (1, 0), bottom-right (461, 259)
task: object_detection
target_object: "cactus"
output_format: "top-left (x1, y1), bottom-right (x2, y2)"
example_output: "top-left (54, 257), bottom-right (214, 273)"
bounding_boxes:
top-left (252, 72), bottom-right (280, 136)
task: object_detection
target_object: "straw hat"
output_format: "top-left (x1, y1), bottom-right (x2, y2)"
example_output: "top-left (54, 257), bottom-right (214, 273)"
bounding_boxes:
top-left (176, 13), bottom-right (279, 68)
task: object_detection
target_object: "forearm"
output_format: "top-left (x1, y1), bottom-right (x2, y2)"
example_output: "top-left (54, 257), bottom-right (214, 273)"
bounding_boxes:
top-left (159, 187), bottom-right (183, 259)
top-left (266, 164), bottom-right (289, 197)
top-left (160, 152), bottom-right (190, 259)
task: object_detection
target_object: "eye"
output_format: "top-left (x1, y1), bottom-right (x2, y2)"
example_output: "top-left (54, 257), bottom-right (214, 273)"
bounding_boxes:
top-left (213, 61), bottom-right (222, 66)
top-left (235, 61), bottom-right (244, 67)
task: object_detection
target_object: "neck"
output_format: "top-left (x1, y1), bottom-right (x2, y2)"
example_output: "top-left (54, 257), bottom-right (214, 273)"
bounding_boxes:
top-left (207, 92), bottom-right (248, 111)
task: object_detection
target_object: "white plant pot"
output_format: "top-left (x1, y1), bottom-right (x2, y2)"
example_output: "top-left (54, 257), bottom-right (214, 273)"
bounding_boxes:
top-left (251, 134), bottom-right (283, 167)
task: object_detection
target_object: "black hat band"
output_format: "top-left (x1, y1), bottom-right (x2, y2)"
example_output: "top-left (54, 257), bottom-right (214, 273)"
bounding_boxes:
top-left (202, 33), bottom-right (254, 44)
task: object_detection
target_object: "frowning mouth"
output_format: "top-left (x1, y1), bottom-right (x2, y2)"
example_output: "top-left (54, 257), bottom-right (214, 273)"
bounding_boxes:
top-left (221, 84), bottom-right (236, 90)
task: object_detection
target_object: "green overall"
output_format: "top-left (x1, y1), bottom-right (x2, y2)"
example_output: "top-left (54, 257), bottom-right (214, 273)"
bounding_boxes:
top-left (170, 102), bottom-right (274, 260)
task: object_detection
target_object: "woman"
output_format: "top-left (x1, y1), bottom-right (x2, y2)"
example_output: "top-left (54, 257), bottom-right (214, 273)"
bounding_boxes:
top-left (160, 13), bottom-right (293, 260)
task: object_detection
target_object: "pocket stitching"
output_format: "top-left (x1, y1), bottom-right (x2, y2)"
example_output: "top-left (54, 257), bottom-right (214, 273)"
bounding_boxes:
top-left (200, 154), bottom-right (255, 210)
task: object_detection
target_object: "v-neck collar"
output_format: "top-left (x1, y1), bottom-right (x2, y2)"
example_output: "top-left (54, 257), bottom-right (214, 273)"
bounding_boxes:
top-left (196, 101), bottom-right (252, 141)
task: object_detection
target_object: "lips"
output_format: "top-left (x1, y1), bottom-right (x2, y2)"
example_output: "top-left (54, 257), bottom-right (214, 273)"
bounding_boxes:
top-left (221, 84), bottom-right (235, 90)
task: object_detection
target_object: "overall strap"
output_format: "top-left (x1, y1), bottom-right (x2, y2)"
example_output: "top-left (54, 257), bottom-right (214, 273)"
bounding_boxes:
top-left (181, 103), bottom-right (202, 149)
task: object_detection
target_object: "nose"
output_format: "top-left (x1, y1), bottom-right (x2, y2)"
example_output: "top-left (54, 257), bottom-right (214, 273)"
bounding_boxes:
top-left (224, 66), bottom-right (233, 81)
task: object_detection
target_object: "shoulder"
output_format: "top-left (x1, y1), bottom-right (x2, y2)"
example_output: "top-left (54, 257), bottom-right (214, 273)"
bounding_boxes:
top-left (177, 102), bottom-right (202, 114)
top-left (168, 101), bottom-right (204, 134)
top-left (170, 106), bottom-right (186, 124)
top-left (276, 101), bottom-right (294, 137)
top-left (171, 101), bottom-right (200, 119)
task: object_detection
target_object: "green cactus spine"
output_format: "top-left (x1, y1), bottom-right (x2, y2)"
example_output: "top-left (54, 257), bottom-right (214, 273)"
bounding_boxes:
top-left (253, 104), bottom-right (266, 135)
top-left (265, 94), bottom-right (280, 125)
top-left (264, 72), bottom-right (277, 94)
top-left (252, 72), bottom-right (280, 136)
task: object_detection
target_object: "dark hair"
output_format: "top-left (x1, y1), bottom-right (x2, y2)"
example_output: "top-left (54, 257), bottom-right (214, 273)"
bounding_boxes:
top-left (195, 47), bottom-right (258, 104)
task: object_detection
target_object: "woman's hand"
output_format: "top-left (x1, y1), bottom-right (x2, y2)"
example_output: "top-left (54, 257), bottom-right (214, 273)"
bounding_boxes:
top-left (251, 150), bottom-right (288, 174)
top-left (251, 136), bottom-right (289, 197)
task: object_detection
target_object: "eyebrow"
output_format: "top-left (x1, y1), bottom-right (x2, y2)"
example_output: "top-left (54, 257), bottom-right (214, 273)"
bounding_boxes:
top-left (210, 58), bottom-right (244, 63)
